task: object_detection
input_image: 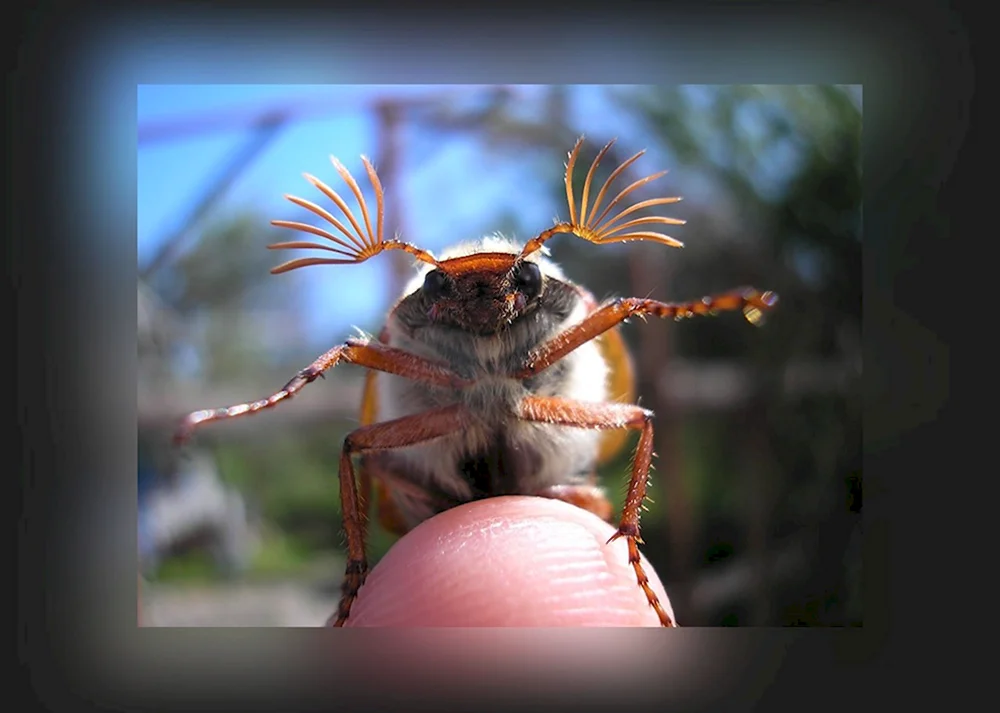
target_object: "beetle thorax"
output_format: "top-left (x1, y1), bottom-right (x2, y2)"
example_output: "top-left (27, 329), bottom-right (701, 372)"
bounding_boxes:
top-left (371, 238), bottom-right (610, 509)
top-left (387, 238), bottom-right (583, 381)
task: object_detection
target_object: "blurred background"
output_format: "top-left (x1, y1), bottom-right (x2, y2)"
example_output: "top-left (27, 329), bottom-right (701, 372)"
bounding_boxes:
top-left (137, 84), bottom-right (861, 627)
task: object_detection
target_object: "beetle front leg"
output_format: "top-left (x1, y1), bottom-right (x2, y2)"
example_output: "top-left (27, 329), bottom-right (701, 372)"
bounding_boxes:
top-left (174, 337), bottom-right (471, 444)
top-left (331, 403), bottom-right (472, 627)
top-left (517, 395), bottom-right (674, 627)
top-left (515, 289), bottom-right (778, 378)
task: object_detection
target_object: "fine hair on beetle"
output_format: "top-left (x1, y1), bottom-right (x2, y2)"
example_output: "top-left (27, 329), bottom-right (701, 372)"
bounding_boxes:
top-left (175, 136), bottom-right (779, 627)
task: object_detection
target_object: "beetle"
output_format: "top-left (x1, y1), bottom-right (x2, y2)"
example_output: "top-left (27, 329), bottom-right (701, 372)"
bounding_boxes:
top-left (174, 136), bottom-right (778, 627)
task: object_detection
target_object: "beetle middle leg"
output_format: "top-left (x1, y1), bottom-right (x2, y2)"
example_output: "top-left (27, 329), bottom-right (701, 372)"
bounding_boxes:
top-left (517, 395), bottom-right (674, 627)
top-left (331, 403), bottom-right (472, 627)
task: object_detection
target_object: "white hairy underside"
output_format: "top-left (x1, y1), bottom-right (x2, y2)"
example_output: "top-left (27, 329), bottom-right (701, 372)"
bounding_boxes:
top-left (374, 237), bottom-right (610, 505)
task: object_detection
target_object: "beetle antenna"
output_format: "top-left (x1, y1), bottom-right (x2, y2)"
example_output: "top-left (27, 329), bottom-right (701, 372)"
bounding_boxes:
top-left (519, 136), bottom-right (686, 259)
top-left (268, 155), bottom-right (439, 273)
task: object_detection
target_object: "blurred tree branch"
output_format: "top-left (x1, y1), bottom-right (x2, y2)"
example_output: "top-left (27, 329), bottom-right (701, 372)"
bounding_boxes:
top-left (140, 112), bottom-right (288, 280)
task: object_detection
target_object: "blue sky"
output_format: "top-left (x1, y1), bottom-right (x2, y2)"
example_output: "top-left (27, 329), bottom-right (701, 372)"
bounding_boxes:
top-left (137, 85), bottom-right (662, 350)
top-left (138, 85), bottom-right (859, 363)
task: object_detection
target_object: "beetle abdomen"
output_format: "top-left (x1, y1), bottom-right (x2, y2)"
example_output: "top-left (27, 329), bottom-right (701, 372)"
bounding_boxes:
top-left (459, 433), bottom-right (543, 498)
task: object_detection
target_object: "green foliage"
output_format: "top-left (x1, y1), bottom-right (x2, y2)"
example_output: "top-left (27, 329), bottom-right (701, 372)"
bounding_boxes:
top-left (154, 551), bottom-right (218, 582)
top-left (160, 213), bottom-right (282, 315)
top-left (248, 528), bottom-right (315, 577)
top-left (215, 426), bottom-right (402, 564)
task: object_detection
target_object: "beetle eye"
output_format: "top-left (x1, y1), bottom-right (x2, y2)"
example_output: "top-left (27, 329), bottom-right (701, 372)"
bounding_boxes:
top-left (512, 261), bottom-right (542, 299)
top-left (422, 269), bottom-right (451, 300)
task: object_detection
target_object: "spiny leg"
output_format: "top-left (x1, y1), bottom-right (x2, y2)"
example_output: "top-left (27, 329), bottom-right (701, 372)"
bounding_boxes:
top-left (533, 484), bottom-right (614, 523)
top-left (174, 337), bottom-right (470, 444)
top-left (517, 396), bottom-right (674, 627)
top-left (515, 289), bottom-right (778, 379)
top-left (357, 365), bottom-right (381, 541)
top-left (331, 403), bottom-right (471, 627)
top-left (361, 453), bottom-right (465, 537)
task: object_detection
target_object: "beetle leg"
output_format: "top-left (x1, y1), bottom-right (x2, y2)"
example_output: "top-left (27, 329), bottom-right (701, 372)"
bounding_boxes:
top-left (533, 483), bottom-right (614, 523)
top-left (517, 395), bottom-right (674, 627)
top-left (361, 454), bottom-right (464, 536)
top-left (514, 289), bottom-right (778, 379)
top-left (174, 337), bottom-right (471, 444)
top-left (331, 403), bottom-right (471, 627)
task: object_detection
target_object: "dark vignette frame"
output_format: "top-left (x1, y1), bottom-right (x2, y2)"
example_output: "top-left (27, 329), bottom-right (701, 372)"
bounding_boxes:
top-left (13, 1), bottom-right (964, 711)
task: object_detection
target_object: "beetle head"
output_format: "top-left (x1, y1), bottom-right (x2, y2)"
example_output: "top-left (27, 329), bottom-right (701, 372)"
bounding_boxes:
top-left (416, 251), bottom-right (546, 335)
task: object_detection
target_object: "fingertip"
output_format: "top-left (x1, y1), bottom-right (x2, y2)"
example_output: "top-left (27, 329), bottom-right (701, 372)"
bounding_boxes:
top-left (344, 496), bottom-right (673, 627)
